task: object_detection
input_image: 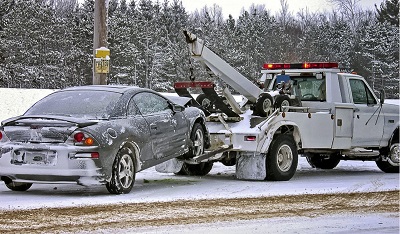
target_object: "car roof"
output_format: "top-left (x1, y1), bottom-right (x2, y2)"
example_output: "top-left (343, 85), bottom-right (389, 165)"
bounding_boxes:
top-left (60, 85), bottom-right (146, 94)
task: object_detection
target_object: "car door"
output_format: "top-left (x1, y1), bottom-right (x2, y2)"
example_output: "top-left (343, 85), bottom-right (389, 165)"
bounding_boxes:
top-left (126, 97), bottom-right (153, 162)
top-left (348, 78), bottom-right (384, 147)
top-left (132, 92), bottom-right (187, 159)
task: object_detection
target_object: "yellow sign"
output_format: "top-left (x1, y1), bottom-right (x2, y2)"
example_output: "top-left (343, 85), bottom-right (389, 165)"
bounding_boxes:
top-left (95, 47), bottom-right (110, 58)
top-left (94, 58), bottom-right (110, 74)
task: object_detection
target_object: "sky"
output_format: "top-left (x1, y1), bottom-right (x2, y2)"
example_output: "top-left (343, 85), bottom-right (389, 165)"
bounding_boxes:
top-left (178, 0), bottom-right (385, 19)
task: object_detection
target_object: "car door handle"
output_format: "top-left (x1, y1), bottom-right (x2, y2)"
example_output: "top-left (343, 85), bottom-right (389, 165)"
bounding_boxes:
top-left (150, 123), bottom-right (157, 130)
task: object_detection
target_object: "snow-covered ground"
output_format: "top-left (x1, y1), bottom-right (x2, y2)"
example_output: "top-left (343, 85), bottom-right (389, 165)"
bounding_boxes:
top-left (0, 158), bottom-right (398, 210)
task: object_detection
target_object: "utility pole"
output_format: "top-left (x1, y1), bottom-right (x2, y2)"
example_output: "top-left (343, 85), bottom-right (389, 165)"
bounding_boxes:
top-left (93, 0), bottom-right (108, 85)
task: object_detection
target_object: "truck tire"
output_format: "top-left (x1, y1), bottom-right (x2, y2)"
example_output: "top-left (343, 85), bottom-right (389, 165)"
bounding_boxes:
top-left (376, 141), bottom-right (399, 173)
top-left (305, 153), bottom-right (341, 169)
top-left (106, 147), bottom-right (136, 194)
top-left (180, 162), bottom-right (213, 176)
top-left (5, 181), bottom-right (32, 191)
top-left (274, 95), bottom-right (291, 111)
top-left (255, 93), bottom-right (274, 117)
top-left (265, 134), bottom-right (298, 181)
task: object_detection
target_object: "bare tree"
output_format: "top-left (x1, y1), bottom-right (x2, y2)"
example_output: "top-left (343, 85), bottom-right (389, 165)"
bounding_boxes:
top-left (328, 0), bottom-right (361, 31)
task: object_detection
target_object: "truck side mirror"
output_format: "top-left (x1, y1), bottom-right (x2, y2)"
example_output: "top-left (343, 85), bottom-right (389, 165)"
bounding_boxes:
top-left (380, 90), bottom-right (385, 105)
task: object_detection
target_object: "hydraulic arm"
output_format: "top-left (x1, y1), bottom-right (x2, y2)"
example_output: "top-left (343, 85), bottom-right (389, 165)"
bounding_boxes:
top-left (183, 31), bottom-right (262, 103)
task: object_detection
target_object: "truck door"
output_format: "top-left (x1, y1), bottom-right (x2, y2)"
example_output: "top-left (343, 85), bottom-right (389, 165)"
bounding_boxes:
top-left (348, 78), bottom-right (384, 146)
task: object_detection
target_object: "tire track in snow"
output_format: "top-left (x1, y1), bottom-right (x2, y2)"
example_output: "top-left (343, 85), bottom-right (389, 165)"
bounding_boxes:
top-left (0, 190), bottom-right (398, 233)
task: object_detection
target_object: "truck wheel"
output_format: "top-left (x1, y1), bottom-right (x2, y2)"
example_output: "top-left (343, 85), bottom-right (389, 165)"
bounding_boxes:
top-left (106, 147), bottom-right (136, 194)
top-left (180, 162), bottom-right (213, 176)
top-left (305, 153), bottom-right (341, 169)
top-left (196, 94), bottom-right (212, 110)
top-left (5, 181), bottom-right (32, 191)
top-left (265, 134), bottom-right (298, 181)
top-left (274, 95), bottom-right (291, 111)
top-left (376, 141), bottom-right (399, 173)
top-left (255, 93), bottom-right (274, 117)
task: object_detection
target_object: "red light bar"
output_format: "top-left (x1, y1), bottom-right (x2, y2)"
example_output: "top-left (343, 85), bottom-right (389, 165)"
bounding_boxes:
top-left (303, 62), bottom-right (338, 69)
top-left (263, 62), bottom-right (339, 70)
top-left (263, 63), bottom-right (291, 70)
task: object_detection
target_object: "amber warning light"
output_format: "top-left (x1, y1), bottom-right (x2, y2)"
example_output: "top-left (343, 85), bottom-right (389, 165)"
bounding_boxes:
top-left (263, 62), bottom-right (339, 70)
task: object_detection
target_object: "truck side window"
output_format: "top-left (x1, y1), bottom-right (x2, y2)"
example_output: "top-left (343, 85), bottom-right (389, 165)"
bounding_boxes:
top-left (349, 79), bottom-right (377, 105)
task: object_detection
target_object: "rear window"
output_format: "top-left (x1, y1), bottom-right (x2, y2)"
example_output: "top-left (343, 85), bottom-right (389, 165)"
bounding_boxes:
top-left (25, 90), bottom-right (122, 119)
top-left (270, 76), bottom-right (326, 101)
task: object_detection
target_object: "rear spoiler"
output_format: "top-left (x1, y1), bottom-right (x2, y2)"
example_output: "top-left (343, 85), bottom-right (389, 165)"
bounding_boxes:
top-left (1, 115), bottom-right (99, 128)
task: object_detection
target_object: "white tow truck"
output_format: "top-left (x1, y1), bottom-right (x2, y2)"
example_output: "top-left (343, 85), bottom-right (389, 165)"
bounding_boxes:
top-left (156, 31), bottom-right (399, 180)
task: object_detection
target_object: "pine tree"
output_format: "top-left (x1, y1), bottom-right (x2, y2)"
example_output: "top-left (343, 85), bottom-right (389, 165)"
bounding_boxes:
top-left (375, 0), bottom-right (399, 26)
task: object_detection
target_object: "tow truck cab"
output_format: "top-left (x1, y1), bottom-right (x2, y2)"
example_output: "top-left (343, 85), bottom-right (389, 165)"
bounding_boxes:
top-left (261, 62), bottom-right (399, 150)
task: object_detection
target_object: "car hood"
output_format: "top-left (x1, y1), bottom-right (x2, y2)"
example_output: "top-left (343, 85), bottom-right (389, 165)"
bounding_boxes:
top-left (1, 115), bottom-right (98, 143)
top-left (162, 95), bottom-right (192, 107)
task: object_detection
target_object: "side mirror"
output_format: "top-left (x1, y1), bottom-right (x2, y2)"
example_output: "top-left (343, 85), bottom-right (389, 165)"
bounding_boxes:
top-left (171, 103), bottom-right (185, 113)
top-left (380, 90), bottom-right (385, 105)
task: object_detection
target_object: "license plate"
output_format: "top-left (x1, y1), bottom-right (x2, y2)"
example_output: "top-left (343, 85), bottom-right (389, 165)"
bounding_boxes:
top-left (12, 150), bottom-right (57, 166)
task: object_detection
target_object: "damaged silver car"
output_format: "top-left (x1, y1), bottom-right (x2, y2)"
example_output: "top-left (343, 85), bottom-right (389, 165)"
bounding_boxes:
top-left (0, 85), bottom-right (209, 194)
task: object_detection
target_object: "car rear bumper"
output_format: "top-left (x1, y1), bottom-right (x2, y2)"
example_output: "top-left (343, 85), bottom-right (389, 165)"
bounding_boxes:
top-left (0, 143), bottom-right (106, 185)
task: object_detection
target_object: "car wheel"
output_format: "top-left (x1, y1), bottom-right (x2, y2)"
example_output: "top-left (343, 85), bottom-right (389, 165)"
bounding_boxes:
top-left (274, 95), bottom-right (291, 111)
top-left (376, 141), bottom-right (399, 173)
top-left (265, 134), bottom-right (298, 181)
top-left (176, 123), bottom-right (213, 176)
top-left (106, 147), bottom-right (136, 194)
top-left (5, 181), bottom-right (32, 191)
top-left (305, 153), bottom-right (341, 169)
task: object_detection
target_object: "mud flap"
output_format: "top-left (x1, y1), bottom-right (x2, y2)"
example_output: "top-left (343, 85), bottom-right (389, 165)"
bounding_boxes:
top-left (235, 152), bottom-right (266, 180)
top-left (155, 158), bottom-right (184, 173)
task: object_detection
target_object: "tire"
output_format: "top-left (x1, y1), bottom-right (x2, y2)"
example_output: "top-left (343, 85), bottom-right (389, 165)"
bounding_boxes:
top-left (255, 93), bottom-right (274, 117)
top-left (265, 134), bottom-right (298, 181)
top-left (274, 95), bottom-right (291, 111)
top-left (196, 94), bottom-right (212, 110)
top-left (305, 153), bottom-right (341, 169)
top-left (106, 147), bottom-right (136, 194)
top-left (176, 123), bottom-right (213, 176)
top-left (180, 162), bottom-right (213, 176)
top-left (5, 181), bottom-right (32, 191)
top-left (376, 141), bottom-right (399, 173)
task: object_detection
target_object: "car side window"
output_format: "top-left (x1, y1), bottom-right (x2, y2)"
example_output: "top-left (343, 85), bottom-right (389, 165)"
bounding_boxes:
top-left (127, 98), bottom-right (140, 116)
top-left (349, 79), bottom-right (377, 105)
top-left (132, 92), bottom-right (170, 115)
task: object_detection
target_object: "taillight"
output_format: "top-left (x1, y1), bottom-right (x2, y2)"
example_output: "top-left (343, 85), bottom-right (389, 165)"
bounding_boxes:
top-left (73, 132), bottom-right (96, 146)
top-left (245, 136), bottom-right (257, 141)
top-left (0, 131), bottom-right (3, 141)
top-left (84, 137), bottom-right (94, 146)
top-left (74, 132), bottom-right (85, 142)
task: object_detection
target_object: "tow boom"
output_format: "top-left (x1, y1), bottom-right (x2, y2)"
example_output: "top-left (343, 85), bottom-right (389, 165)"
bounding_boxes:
top-left (184, 31), bottom-right (262, 103)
